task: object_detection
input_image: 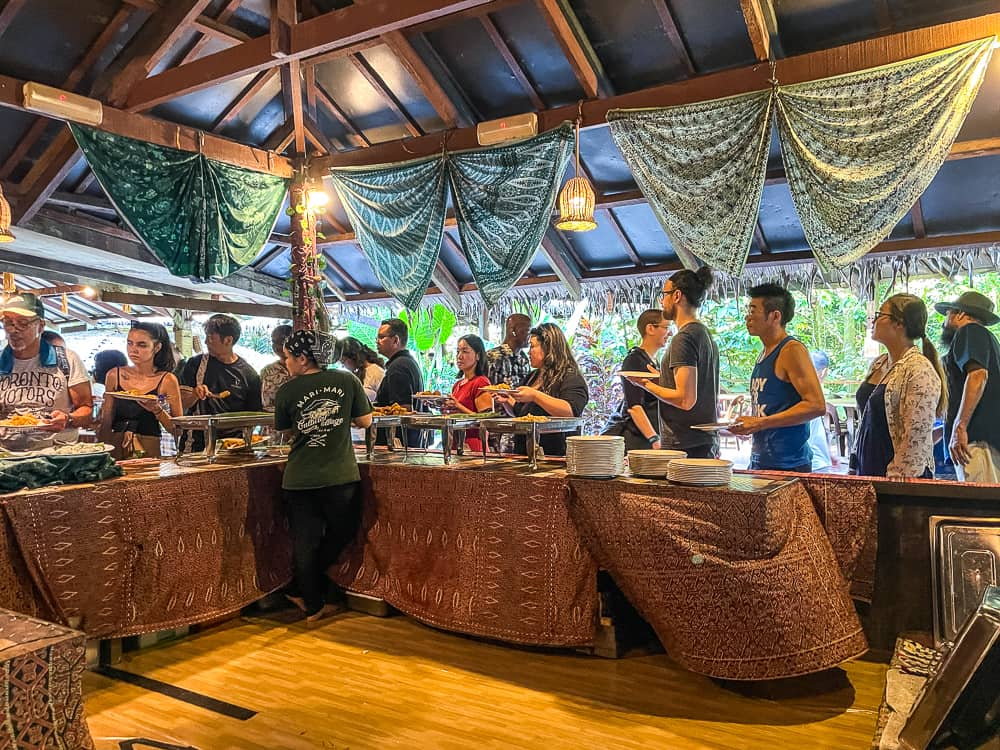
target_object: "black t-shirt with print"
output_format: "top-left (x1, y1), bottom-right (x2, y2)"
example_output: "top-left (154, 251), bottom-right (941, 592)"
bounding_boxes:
top-left (179, 354), bottom-right (263, 451)
top-left (944, 322), bottom-right (1000, 448)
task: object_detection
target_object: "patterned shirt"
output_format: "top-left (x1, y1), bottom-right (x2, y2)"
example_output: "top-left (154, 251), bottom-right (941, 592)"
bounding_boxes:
top-left (486, 344), bottom-right (531, 388)
top-left (260, 359), bottom-right (292, 412)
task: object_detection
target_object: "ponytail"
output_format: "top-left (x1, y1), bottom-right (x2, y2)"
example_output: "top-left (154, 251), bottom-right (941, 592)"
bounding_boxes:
top-left (920, 333), bottom-right (949, 418)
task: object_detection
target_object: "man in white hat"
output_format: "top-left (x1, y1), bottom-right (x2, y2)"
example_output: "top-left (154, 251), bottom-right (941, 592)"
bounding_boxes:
top-left (0, 293), bottom-right (92, 443)
top-left (936, 290), bottom-right (1000, 482)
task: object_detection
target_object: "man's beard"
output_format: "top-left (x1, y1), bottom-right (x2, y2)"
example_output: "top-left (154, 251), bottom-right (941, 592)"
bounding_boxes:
top-left (662, 301), bottom-right (676, 321)
top-left (941, 323), bottom-right (956, 347)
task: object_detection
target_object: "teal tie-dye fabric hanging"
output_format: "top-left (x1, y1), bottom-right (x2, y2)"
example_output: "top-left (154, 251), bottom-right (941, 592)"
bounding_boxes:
top-left (448, 123), bottom-right (574, 308)
top-left (69, 125), bottom-right (288, 281)
top-left (329, 156), bottom-right (449, 311)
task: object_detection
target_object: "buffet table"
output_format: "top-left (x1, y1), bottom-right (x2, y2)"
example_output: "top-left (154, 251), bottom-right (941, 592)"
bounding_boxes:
top-left (1, 452), bottom-right (986, 681)
top-left (0, 460), bottom-right (291, 638)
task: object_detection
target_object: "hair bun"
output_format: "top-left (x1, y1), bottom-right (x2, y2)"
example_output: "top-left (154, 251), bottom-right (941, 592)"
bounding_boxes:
top-left (695, 265), bottom-right (714, 290)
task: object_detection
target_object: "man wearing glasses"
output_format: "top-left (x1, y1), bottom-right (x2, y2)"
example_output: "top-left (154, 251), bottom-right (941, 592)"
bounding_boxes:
top-left (0, 293), bottom-right (93, 445)
top-left (374, 317), bottom-right (424, 446)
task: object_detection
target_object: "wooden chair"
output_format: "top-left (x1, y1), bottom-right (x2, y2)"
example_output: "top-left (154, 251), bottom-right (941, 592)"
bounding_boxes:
top-left (825, 403), bottom-right (850, 458)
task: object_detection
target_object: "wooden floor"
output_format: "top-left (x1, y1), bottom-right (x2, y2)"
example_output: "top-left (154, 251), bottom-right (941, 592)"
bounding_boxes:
top-left (84, 611), bottom-right (886, 750)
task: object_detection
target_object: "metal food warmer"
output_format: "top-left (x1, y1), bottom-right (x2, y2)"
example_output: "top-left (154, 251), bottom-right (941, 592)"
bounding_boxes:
top-left (172, 412), bottom-right (275, 464)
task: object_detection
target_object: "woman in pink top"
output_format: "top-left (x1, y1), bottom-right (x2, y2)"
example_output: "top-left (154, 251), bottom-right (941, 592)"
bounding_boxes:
top-left (445, 334), bottom-right (493, 452)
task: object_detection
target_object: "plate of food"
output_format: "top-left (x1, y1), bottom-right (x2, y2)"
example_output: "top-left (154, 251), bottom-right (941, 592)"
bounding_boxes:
top-left (48, 442), bottom-right (115, 457)
top-left (512, 415), bottom-right (550, 423)
top-left (217, 435), bottom-right (267, 452)
top-left (618, 371), bottom-right (659, 379)
top-left (372, 403), bottom-right (413, 416)
top-left (105, 390), bottom-right (158, 402)
top-left (480, 383), bottom-right (520, 396)
top-left (0, 414), bottom-right (51, 430)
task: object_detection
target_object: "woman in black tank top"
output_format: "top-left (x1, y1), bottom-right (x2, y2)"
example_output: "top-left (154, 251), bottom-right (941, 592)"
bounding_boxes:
top-left (97, 323), bottom-right (182, 459)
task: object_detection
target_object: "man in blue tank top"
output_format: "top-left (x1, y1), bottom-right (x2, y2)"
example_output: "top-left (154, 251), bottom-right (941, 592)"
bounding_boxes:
top-left (730, 283), bottom-right (827, 472)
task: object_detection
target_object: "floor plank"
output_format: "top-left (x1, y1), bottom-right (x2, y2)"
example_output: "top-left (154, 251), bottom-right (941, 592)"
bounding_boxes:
top-left (84, 612), bottom-right (886, 750)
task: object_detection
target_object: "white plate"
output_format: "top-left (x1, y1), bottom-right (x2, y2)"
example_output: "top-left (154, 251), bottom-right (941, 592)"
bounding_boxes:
top-left (618, 371), bottom-right (659, 379)
top-left (480, 387), bottom-right (520, 396)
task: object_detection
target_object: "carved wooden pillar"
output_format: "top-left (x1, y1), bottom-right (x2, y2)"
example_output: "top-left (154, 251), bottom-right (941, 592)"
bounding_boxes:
top-left (289, 170), bottom-right (318, 331)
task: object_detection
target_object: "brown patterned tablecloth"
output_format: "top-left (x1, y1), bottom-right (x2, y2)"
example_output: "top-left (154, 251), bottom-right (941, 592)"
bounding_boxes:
top-left (567, 476), bottom-right (868, 680)
top-left (0, 462), bottom-right (292, 638)
top-left (0, 609), bottom-right (94, 750)
top-left (331, 462), bottom-right (599, 647)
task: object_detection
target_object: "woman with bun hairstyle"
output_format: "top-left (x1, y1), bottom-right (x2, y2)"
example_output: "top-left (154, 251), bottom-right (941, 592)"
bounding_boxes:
top-left (853, 293), bottom-right (946, 478)
top-left (626, 266), bottom-right (720, 458)
top-left (338, 336), bottom-right (385, 401)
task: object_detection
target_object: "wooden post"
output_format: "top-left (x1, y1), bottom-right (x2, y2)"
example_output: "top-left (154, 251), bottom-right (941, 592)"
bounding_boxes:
top-left (172, 310), bottom-right (194, 357)
top-left (289, 171), bottom-right (319, 330)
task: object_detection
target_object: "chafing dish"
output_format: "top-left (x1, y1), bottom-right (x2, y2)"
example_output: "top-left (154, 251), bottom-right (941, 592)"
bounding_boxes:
top-left (172, 411), bottom-right (274, 464)
top-left (479, 417), bottom-right (583, 470)
top-left (398, 414), bottom-right (485, 465)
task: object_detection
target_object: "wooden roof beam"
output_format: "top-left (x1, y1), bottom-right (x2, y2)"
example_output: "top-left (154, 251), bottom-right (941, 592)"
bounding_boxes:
top-left (211, 69), bottom-right (278, 131)
top-left (739, 0), bottom-right (771, 63)
top-left (0, 0), bottom-right (27, 37)
top-left (534, 0), bottom-right (603, 98)
top-left (304, 114), bottom-right (338, 155)
top-left (180, 0), bottom-right (246, 65)
top-left (101, 290), bottom-right (292, 319)
top-left (431, 262), bottom-right (463, 308)
top-left (0, 4), bottom-right (135, 181)
top-left (382, 30), bottom-right (466, 128)
top-left (479, 14), bottom-right (545, 110)
top-left (281, 59), bottom-right (307, 153)
top-left (604, 209), bottom-right (643, 267)
top-left (314, 81), bottom-right (370, 148)
top-left (312, 13), bottom-right (1000, 171)
top-left (351, 54), bottom-right (423, 137)
top-left (540, 231), bottom-right (582, 299)
top-left (125, 0), bottom-right (499, 111)
top-left (650, 0), bottom-right (696, 76)
top-left (911, 198), bottom-right (927, 239)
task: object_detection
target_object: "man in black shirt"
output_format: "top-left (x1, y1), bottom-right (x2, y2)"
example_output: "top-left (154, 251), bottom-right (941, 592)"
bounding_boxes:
top-left (374, 317), bottom-right (424, 447)
top-left (180, 314), bottom-right (262, 452)
top-left (628, 266), bottom-right (720, 458)
top-left (936, 291), bottom-right (1000, 483)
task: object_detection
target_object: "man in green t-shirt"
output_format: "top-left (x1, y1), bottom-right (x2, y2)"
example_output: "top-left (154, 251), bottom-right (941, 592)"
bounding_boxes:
top-left (274, 330), bottom-right (372, 621)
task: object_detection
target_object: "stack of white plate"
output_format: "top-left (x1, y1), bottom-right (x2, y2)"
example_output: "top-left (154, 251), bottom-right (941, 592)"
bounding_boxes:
top-left (628, 449), bottom-right (686, 477)
top-left (566, 436), bottom-right (625, 478)
top-left (667, 458), bottom-right (733, 486)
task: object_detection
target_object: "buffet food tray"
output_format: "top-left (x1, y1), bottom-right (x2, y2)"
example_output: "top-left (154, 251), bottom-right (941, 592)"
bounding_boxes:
top-left (173, 412), bottom-right (274, 465)
top-left (479, 417), bottom-right (583, 470)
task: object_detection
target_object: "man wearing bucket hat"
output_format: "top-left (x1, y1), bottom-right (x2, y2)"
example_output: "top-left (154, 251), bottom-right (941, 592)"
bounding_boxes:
top-left (936, 290), bottom-right (1000, 483)
top-left (0, 293), bottom-right (93, 443)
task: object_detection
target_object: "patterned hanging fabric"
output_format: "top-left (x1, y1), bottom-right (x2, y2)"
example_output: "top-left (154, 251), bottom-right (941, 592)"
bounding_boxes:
top-left (608, 90), bottom-right (774, 275)
top-left (776, 37), bottom-right (995, 271)
top-left (448, 123), bottom-right (574, 308)
top-left (329, 156), bottom-right (448, 311)
top-left (69, 125), bottom-right (288, 280)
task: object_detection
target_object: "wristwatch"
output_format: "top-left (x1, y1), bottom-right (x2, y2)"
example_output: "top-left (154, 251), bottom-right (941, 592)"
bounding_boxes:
top-left (646, 434), bottom-right (660, 447)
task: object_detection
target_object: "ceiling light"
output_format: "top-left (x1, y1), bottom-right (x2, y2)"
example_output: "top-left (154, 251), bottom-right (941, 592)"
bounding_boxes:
top-left (555, 114), bottom-right (597, 232)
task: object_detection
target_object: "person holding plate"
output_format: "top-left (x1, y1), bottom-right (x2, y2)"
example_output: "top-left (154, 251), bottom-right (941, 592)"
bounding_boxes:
top-left (99, 322), bottom-right (182, 459)
top-left (0, 293), bottom-right (92, 447)
top-left (444, 334), bottom-right (493, 452)
top-left (493, 323), bottom-right (588, 457)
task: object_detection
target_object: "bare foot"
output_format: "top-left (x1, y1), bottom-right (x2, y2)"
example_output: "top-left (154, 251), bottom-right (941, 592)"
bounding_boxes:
top-left (305, 603), bottom-right (345, 623)
top-left (285, 594), bottom-right (307, 612)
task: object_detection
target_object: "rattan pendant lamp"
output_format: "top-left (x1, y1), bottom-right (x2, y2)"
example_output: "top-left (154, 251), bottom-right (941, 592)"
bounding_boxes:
top-left (0, 184), bottom-right (14, 243)
top-left (555, 106), bottom-right (597, 232)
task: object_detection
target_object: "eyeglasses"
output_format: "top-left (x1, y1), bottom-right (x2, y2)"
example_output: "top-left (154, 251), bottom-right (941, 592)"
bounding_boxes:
top-left (869, 312), bottom-right (897, 325)
top-left (1, 316), bottom-right (36, 332)
top-left (376, 333), bottom-right (396, 341)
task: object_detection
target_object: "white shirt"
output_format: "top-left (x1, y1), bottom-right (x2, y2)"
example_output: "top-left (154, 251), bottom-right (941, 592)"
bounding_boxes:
top-left (0, 348), bottom-right (89, 442)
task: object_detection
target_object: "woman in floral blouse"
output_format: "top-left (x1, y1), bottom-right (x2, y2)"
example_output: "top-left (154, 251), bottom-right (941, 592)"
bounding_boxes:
top-left (854, 294), bottom-right (947, 478)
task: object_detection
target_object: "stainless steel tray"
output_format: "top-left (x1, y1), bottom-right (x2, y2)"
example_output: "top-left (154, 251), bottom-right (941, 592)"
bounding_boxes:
top-left (400, 415), bottom-right (484, 429)
top-left (929, 515), bottom-right (1000, 645)
top-left (478, 417), bottom-right (582, 434)
top-left (172, 412), bottom-right (274, 429)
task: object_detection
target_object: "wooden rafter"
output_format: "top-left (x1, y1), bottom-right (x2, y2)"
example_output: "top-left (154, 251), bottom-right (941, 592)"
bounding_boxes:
top-left (303, 64), bottom-right (318, 119)
top-left (382, 30), bottom-right (465, 128)
top-left (479, 14), bottom-right (545, 110)
top-left (281, 59), bottom-right (307, 154)
top-left (540, 233), bottom-right (582, 299)
top-left (314, 81), bottom-right (371, 148)
top-left (102, 290), bottom-right (292, 318)
top-left (739, 0), bottom-right (771, 62)
top-left (534, 0), bottom-right (600, 98)
top-left (753, 220), bottom-right (771, 255)
top-left (211, 69), bottom-right (278, 131)
top-left (0, 73), bottom-right (294, 176)
top-left (124, 0), bottom-right (498, 111)
top-left (321, 251), bottom-right (364, 294)
top-left (303, 114), bottom-right (338, 155)
top-left (0, 0), bottom-right (27, 36)
top-left (604, 209), bottom-right (643, 267)
top-left (95, 0), bottom-right (215, 108)
top-left (350, 53), bottom-right (423, 137)
top-left (431, 261), bottom-right (463, 307)
top-left (10, 130), bottom-right (82, 225)
top-left (0, 4), bottom-right (135, 181)
top-left (650, 0), bottom-right (696, 76)
top-left (313, 13), bottom-right (1000, 170)
top-left (911, 198), bottom-right (927, 239)
top-left (874, 0), bottom-right (893, 34)
top-left (263, 120), bottom-right (295, 151)
top-left (181, 0), bottom-right (246, 65)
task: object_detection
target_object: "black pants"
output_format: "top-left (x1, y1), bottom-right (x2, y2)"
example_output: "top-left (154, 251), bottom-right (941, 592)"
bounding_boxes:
top-left (284, 482), bottom-right (361, 615)
top-left (684, 443), bottom-right (720, 459)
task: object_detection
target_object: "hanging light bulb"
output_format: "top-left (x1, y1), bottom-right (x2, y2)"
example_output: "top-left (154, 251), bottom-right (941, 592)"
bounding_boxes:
top-left (0, 184), bottom-right (14, 243)
top-left (555, 113), bottom-right (597, 232)
top-left (305, 178), bottom-right (330, 213)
